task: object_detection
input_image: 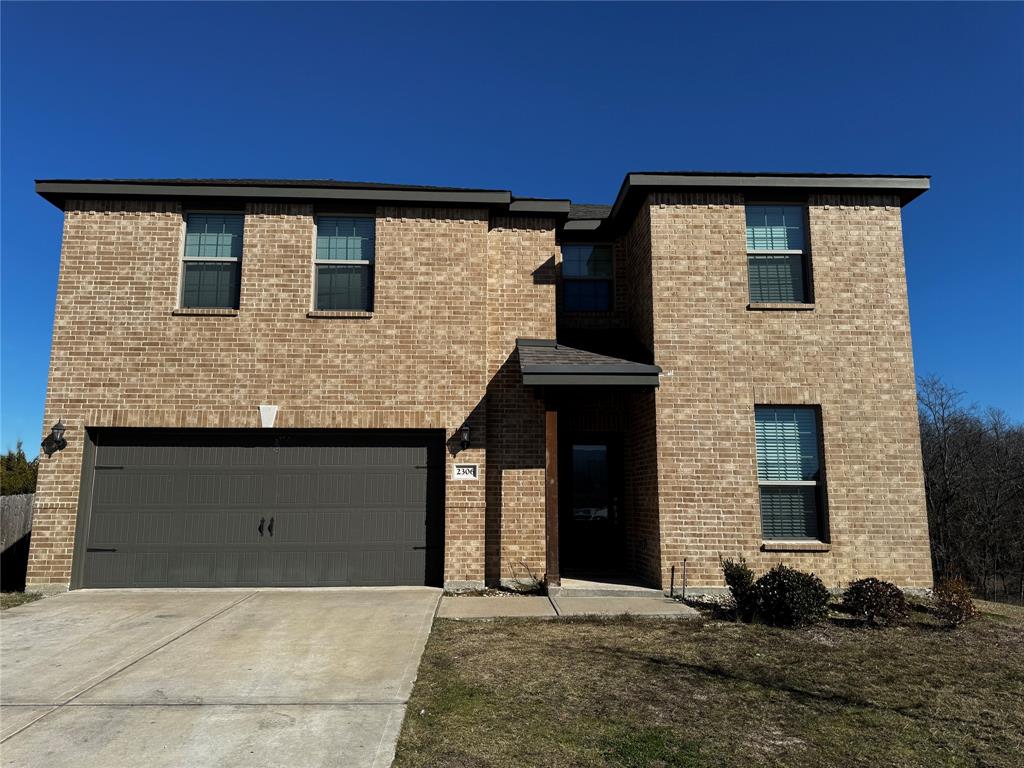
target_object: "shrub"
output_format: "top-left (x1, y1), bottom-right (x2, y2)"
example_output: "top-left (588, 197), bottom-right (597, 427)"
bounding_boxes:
top-left (933, 577), bottom-right (977, 627)
top-left (754, 564), bottom-right (830, 627)
top-left (721, 556), bottom-right (757, 622)
top-left (841, 578), bottom-right (909, 626)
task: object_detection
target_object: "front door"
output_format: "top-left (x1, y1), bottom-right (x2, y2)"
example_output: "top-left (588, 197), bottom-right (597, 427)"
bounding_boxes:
top-left (559, 435), bottom-right (622, 575)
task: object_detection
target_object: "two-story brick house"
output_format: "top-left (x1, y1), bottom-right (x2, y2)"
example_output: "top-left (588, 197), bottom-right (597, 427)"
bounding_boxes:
top-left (28, 172), bottom-right (933, 593)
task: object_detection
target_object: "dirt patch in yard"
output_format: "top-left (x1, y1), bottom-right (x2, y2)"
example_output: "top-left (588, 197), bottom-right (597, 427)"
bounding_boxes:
top-left (395, 606), bottom-right (1024, 767)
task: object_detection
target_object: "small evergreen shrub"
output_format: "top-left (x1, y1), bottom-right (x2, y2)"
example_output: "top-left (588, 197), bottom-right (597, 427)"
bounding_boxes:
top-left (841, 578), bottom-right (908, 626)
top-left (721, 556), bottom-right (757, 622)
top-left (933, 577), bottom-right (976, 627)
top-left (754, 564), bottom-right (830, 627)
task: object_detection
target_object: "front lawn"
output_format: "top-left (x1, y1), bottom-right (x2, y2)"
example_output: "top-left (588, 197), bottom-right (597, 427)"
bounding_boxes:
top-left (395, 601), bottom-right (1024, 767)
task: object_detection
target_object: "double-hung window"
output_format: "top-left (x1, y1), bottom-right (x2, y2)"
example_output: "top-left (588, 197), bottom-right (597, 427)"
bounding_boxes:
top-left (562, 244), bottom-right (612, 312)
top-left (315, 216), bottom-right (375, 311)
top-left (181, 213), bottom-right (244, 309)
top-left (745, 205), bottom-right (810, 303)
top-left (754, 406), bottom-right (827, 540)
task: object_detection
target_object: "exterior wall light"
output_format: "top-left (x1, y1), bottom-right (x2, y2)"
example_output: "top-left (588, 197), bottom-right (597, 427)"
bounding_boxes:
top-left (460, 424), bottom-right (471, 451)
top-left (41, 419), bottom-right (67, 457)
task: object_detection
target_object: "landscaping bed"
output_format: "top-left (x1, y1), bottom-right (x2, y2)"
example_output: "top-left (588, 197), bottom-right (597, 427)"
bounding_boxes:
top-left (394, 600), bottom-right (1024, 767)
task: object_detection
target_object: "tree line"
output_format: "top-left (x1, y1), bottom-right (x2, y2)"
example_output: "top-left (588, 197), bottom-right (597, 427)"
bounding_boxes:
top-left (919, 376), bottom-right (1024, 604)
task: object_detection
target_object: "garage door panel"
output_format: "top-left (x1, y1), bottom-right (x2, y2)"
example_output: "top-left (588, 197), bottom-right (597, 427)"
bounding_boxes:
top-left (181, 552), bottom-right (218, 586)
top-left (132, 553), bottom-right (170, 586)
top-left (135, 512), bottom-right (174, 544)
top-left (76, 429), bottom-right (444, 588)
top-left (218, 551), bottom-right (259, 586)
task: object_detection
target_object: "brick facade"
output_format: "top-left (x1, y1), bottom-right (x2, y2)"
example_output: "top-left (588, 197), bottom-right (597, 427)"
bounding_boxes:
top-left (644, 192), bottom-right (931, 589)
top-left (28, 177), bottom-right (932, 592)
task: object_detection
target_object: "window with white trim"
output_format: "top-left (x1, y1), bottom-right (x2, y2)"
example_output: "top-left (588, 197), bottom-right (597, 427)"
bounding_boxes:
top-left (754, 406), bottom-right (826, 540)
top-left (562, 244), bottom-right (612, 312)
top-left (745, 205), bottom-right (810, 303)
top-left (181, 213), bottom-right (244, 309)
top-left (314, 216), bottom-right (375, 311)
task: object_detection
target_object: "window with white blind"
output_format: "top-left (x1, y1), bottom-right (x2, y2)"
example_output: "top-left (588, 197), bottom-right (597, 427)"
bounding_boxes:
top-left (563, 244), bottom-right (613, 312)
top-left (754, 406), bottom-right (827, 540)
top-left (745, 205), bottom-right (810, 303)
top-left (181, 213), bottom-right (244, 309)
top-left (315, 216), bottom-right (375, 311)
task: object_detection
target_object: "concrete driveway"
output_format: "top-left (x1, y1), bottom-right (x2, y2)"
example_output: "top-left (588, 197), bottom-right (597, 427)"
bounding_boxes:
top-left (0, 588), bottom-right (440, 767)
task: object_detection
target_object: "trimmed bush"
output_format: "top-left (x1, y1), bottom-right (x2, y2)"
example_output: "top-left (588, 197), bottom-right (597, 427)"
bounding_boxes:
top-left (721, 557), bottom-right (757, 622)
top-left (841, 578), bottom-right (909, 626)
top-left (933, 577), bottom-right (977, 627)
top-left (754, 564), bottom-right (830, 627)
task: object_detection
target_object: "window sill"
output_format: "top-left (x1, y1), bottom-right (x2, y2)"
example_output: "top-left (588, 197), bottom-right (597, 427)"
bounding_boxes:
top-left (172, 308), bottom-right (239, 317)
top-left (761, 540), bottom-right (831, 553)
top-left (307, 310), bottom-right (374, 319)
top-left (747, 302), bottom-right (816, 312)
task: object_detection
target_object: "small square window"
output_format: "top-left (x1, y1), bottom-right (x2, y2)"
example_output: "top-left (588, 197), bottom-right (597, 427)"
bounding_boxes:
top-left (562, 244), bottom-right (612, 312)
top-left (315, 216), bottom-right (375, 311)
top-left (745, 205), bottom-right (810, 303)
top-left (181, 213), bottom-right (243, 309)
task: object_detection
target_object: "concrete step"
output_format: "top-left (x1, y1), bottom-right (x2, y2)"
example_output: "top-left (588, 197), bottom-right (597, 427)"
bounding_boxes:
top-left (549, 579), bottom-right (666, 599)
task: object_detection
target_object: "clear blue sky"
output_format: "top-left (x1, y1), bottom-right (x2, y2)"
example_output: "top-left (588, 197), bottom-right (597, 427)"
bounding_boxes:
top-left (2, 2), bottom-right (1022, 456)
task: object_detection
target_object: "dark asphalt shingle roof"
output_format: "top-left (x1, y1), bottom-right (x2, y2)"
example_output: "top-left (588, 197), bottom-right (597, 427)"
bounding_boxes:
top-left (516, 338), bottom-right (661, 375)
top-left (568, 203), bottom-right (613, 220)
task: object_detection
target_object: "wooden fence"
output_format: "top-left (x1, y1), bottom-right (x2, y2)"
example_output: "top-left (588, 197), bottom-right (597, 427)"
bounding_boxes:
top-left (1, 493), bottom-right (34, 591)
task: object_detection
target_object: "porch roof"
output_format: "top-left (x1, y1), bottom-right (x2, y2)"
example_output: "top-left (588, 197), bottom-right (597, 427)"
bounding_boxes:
top-left (516, 338), bottom-right (662, 387)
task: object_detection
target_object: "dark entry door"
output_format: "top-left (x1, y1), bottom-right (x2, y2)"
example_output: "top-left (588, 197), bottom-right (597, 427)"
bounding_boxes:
top-left (74, 429), bottom-right (444, 588)
top-left (559, 435), bottom-right (622, 575)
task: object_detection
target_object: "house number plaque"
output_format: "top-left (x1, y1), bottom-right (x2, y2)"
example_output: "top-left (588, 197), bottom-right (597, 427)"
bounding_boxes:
top-left (453, 464), bottom-right (479, 480)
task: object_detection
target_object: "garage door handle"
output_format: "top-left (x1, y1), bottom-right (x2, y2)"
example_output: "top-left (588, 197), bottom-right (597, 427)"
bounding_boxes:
top-left (87, 547), bottom-right (118, 552)
top-left (258, 517), bottom-right (265, 536)
top-left (268, 517), bottom-right (274, 537)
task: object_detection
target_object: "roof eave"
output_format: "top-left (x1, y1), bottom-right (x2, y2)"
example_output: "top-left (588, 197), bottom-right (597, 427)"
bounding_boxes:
top-left (522, 373), bottom-right (661, 387)
top-left (609, 172), bottom-right (931, 222)
top-left (34, 180), bottom-right (516, 211)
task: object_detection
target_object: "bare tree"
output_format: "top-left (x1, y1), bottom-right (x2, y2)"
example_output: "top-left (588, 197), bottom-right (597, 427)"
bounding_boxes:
top-left (918, 376), bottom-right (1024, 603)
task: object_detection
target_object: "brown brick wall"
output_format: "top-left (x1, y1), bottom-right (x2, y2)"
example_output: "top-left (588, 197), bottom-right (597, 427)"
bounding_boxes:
top-left (29, 190), bottom-right (932, 593)
top-left (484, 217), bottom-right (557, 584)
top-left (646, 192), bottom-right (931, 589)
top-left (28, 200), bottom-right (513, 587)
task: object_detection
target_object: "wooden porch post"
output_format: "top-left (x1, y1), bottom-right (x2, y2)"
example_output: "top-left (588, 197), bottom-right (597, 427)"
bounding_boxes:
top-left (545, 404), bottom-right (560, 587)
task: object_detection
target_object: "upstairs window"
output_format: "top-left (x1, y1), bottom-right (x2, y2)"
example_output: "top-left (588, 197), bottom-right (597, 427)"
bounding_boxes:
top-left (315, 216), bottom-right (375, 311)
top-left (181, 213), bottom-right (244, 309)
top-left (745, 205), bottom-right (810, 303)
top-left (754, 406), bottom-right (826, 540)
top-left (563, 244), bottom-right (612, 312)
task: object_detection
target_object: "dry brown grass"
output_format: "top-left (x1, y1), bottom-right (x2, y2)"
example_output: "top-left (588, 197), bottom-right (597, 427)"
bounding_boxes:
top-left (395, 604), bottom-right (1024, 767)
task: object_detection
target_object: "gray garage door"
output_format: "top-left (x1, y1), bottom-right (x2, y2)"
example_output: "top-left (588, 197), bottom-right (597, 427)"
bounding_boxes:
top-left (73, 429), bottom-right (444, 588)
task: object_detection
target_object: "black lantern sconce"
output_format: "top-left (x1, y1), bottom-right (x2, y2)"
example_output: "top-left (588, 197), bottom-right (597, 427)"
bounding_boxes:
top-left (41, 419), bottom-right (68, 457)
top-left (459, 424), bottom-right (471, 451)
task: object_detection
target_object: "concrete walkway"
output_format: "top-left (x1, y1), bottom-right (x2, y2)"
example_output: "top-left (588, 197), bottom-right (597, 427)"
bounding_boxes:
top-left (0, 587), bottom-right (440, 767)
top-left (438, 594), bottom-right (698, 619)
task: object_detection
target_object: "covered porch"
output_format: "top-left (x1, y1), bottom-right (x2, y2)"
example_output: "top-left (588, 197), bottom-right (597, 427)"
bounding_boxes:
top-left (516, 338), bottom-right (663, 590)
